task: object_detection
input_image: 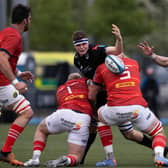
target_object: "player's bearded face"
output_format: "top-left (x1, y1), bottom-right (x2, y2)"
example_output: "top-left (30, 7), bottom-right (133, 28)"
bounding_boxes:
top-left (24, 15), bottom-right (31, 32)
top-left (24, 24), bottom-right (28, 32)
top-left (75, 43), bottom-right (89, 56)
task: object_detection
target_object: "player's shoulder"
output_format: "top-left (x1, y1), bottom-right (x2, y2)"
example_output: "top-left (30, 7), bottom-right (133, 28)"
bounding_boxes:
top-left (123, 57), bottom-right (139, 68)
top-left (89, 44), bottom-right (107, 50)
top-left (1, 27), bottom-right (21, 38)
top-left (96, 63), bottom-right (106, 72)
top-left (124, 57), bottom-right (138, 63)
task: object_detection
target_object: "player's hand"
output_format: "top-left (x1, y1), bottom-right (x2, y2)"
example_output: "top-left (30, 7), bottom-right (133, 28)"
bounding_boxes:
top-left (14, 81), bottom-right (28, 94)
top-left (112, 24), bottom-right (122, 41)
top-left (18, 71), bottom-right (34, 82)
top-left (137, 41), bottom-right (154, 56)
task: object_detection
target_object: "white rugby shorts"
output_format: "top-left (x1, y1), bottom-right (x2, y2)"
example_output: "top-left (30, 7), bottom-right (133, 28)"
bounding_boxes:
top-left (0, 84), bottom-right (25, 107)
top-left (45, 109), bottom-right (91, 146)
top-left (98, 104), bottom-right (160, 132)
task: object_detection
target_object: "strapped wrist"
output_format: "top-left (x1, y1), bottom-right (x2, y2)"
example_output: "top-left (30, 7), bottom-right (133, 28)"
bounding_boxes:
top-left (12, 78), bottom-right (19, 85)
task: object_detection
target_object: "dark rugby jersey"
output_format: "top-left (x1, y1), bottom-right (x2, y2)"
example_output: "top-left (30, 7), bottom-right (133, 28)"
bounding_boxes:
top-left (74, 44), bottom-right (107, 79)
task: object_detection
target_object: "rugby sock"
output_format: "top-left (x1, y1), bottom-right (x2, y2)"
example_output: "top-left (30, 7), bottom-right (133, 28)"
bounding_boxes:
top-left (138, 133), bottom-right (168, 157)
top-left (97, 122), bottom-right (114, 159)
top-left (152, 135), bottom-right (166, 157)
top-left (33, 140), bottom-right (46, 152)
top-left (32, 140), bottom-right (46, 160)
top-left (2, 124), bottom-right (24, 153)
top-left (67, 155), bottom-right (77, 166)
top-left (80, 132), bottom-right (97, 164)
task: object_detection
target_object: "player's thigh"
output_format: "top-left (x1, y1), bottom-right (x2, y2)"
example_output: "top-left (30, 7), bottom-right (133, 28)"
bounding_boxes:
top-left (98, 105), bottom-right (133, 125)
top-left (45, 109), bottom-right (75, 133)
top-left (133, 107), bottom-right (161, 133)
top-left (68, 113), bottom-right (91, 147)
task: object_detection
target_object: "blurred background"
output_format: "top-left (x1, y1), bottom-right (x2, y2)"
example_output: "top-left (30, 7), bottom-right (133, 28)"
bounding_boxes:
top-left (1, 0), bottom-right (168, 123)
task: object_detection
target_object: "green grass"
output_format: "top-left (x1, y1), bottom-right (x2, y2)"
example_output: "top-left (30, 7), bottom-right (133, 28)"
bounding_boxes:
top-left (0, 124), bottom-right (168, 168)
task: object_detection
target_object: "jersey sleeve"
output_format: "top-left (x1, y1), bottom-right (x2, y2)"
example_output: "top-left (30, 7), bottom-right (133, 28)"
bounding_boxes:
top-left (0, 32), bottom-right (20, 56)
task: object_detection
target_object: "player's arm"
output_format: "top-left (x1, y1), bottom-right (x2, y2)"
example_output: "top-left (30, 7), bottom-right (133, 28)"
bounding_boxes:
top-left (88, 82), bottom-right (102, 103)
top-left (138, 41), bottom-right (168, 67)
top-left (0, 51), bottom-right (28, 93)
top-left (0, 51), bottom-right (16, 82)
top-left (105, 24), bottom-right (123, 56)
top-left (16, 69), bottom-right (34, 82)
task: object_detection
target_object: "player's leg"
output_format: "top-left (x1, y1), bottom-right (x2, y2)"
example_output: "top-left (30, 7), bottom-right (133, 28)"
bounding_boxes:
top-left (95, 91), bottom-right (116, 167)
top-left (45, 111), bottom-right (91, 167)
top-left (24, 119), bottom-right (49, 166)
top-left (134, 107), bottom-right (168, 167)
top-left (120, 120), bottom-right (168, 157)
top-left (96, 122), bottom-right (116, 167)
top-left (80, 120), bottom-right (97, 164)
top-left (119, 122), bottom-right (152, 147)
top-left (24, 109), bottom-right (65, 166)
top-left (0, 85), bottom-right (33, 166)
top-left (45, 143), bottom-right (86, 168)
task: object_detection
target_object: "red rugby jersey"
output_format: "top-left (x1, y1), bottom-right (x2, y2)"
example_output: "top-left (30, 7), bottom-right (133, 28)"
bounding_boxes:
top-left (0, 27), bottom-right (22, 86)
top-left (56, 77), bottom-right (93, 116)
top-left (93, 57), bottom-right (148, 107)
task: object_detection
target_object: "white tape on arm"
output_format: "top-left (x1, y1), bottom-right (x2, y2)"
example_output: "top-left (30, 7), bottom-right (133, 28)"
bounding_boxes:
top-left (12, 78), bottom-right (19, 85)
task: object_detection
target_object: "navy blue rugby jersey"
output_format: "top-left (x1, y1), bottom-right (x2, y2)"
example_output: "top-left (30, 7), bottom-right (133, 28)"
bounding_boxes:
top-left (74, 44), bottom-right (107, 79)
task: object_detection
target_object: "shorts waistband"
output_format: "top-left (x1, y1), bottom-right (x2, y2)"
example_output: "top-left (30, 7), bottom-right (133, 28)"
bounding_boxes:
top-left (73, 110), bottom-right (83, 114)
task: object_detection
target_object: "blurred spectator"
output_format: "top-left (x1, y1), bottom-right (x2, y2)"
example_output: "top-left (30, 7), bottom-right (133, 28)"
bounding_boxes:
top-left (141, 67), bottom-right (160, 118)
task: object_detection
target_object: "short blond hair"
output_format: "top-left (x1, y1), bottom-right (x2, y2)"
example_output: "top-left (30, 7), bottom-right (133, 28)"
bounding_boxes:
top-left (67, 73), bottom-right (82, 80)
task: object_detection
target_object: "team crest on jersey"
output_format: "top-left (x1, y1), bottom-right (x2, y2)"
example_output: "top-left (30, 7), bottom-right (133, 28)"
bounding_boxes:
top-left (132, 110), bottom-right (139, 119)
top-left (13, 91), bottom-right (18, 98)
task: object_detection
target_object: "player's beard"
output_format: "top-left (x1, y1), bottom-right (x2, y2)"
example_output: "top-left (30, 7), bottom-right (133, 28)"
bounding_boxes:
top-left (24, 24), bottom-right (29, 32)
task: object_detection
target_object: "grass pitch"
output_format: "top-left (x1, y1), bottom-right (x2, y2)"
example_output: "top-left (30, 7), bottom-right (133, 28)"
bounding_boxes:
top-left (0, 123), bottom-right (167, 168)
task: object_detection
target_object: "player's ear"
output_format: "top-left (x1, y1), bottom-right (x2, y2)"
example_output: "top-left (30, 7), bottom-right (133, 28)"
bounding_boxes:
top-left (23, 18), bottom-right (28, 25)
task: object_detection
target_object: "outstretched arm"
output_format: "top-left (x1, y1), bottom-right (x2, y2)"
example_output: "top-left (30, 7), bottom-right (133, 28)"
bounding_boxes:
top-left (138, 41), bottom-right (168, 67)
top-left (105, 24), bottom-right (123, 56)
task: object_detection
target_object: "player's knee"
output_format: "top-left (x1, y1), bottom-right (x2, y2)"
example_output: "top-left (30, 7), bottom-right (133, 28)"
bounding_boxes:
top-left (39, 120), bottom-right (49, 134)
top-left (13, 97), bottom-right (33, 119)
top-left (22, 108), bottom-right (34, 119)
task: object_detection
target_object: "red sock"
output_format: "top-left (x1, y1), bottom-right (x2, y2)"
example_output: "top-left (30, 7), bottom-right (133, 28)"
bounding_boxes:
top-left (98, 124), bottom-right (113, 147)
top-left (67, 155), bottom-right (77, 166)
top-left (152, 135), bottom-right (166, 149)
top-left (2, 124), bottom-right (24, 152)
top-left (33, 140), bottom-right (46, 152)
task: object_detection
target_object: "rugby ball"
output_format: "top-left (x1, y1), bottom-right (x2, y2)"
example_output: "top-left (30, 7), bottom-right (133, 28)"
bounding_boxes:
top-left (105, 55), bottom-right (125, 74)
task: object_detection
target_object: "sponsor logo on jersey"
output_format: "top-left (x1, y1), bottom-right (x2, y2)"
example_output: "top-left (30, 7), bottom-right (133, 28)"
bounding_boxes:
top-left (64, 94), bottom-right (86, 101)
top-left (115, 81), bottom-right (135, 88)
